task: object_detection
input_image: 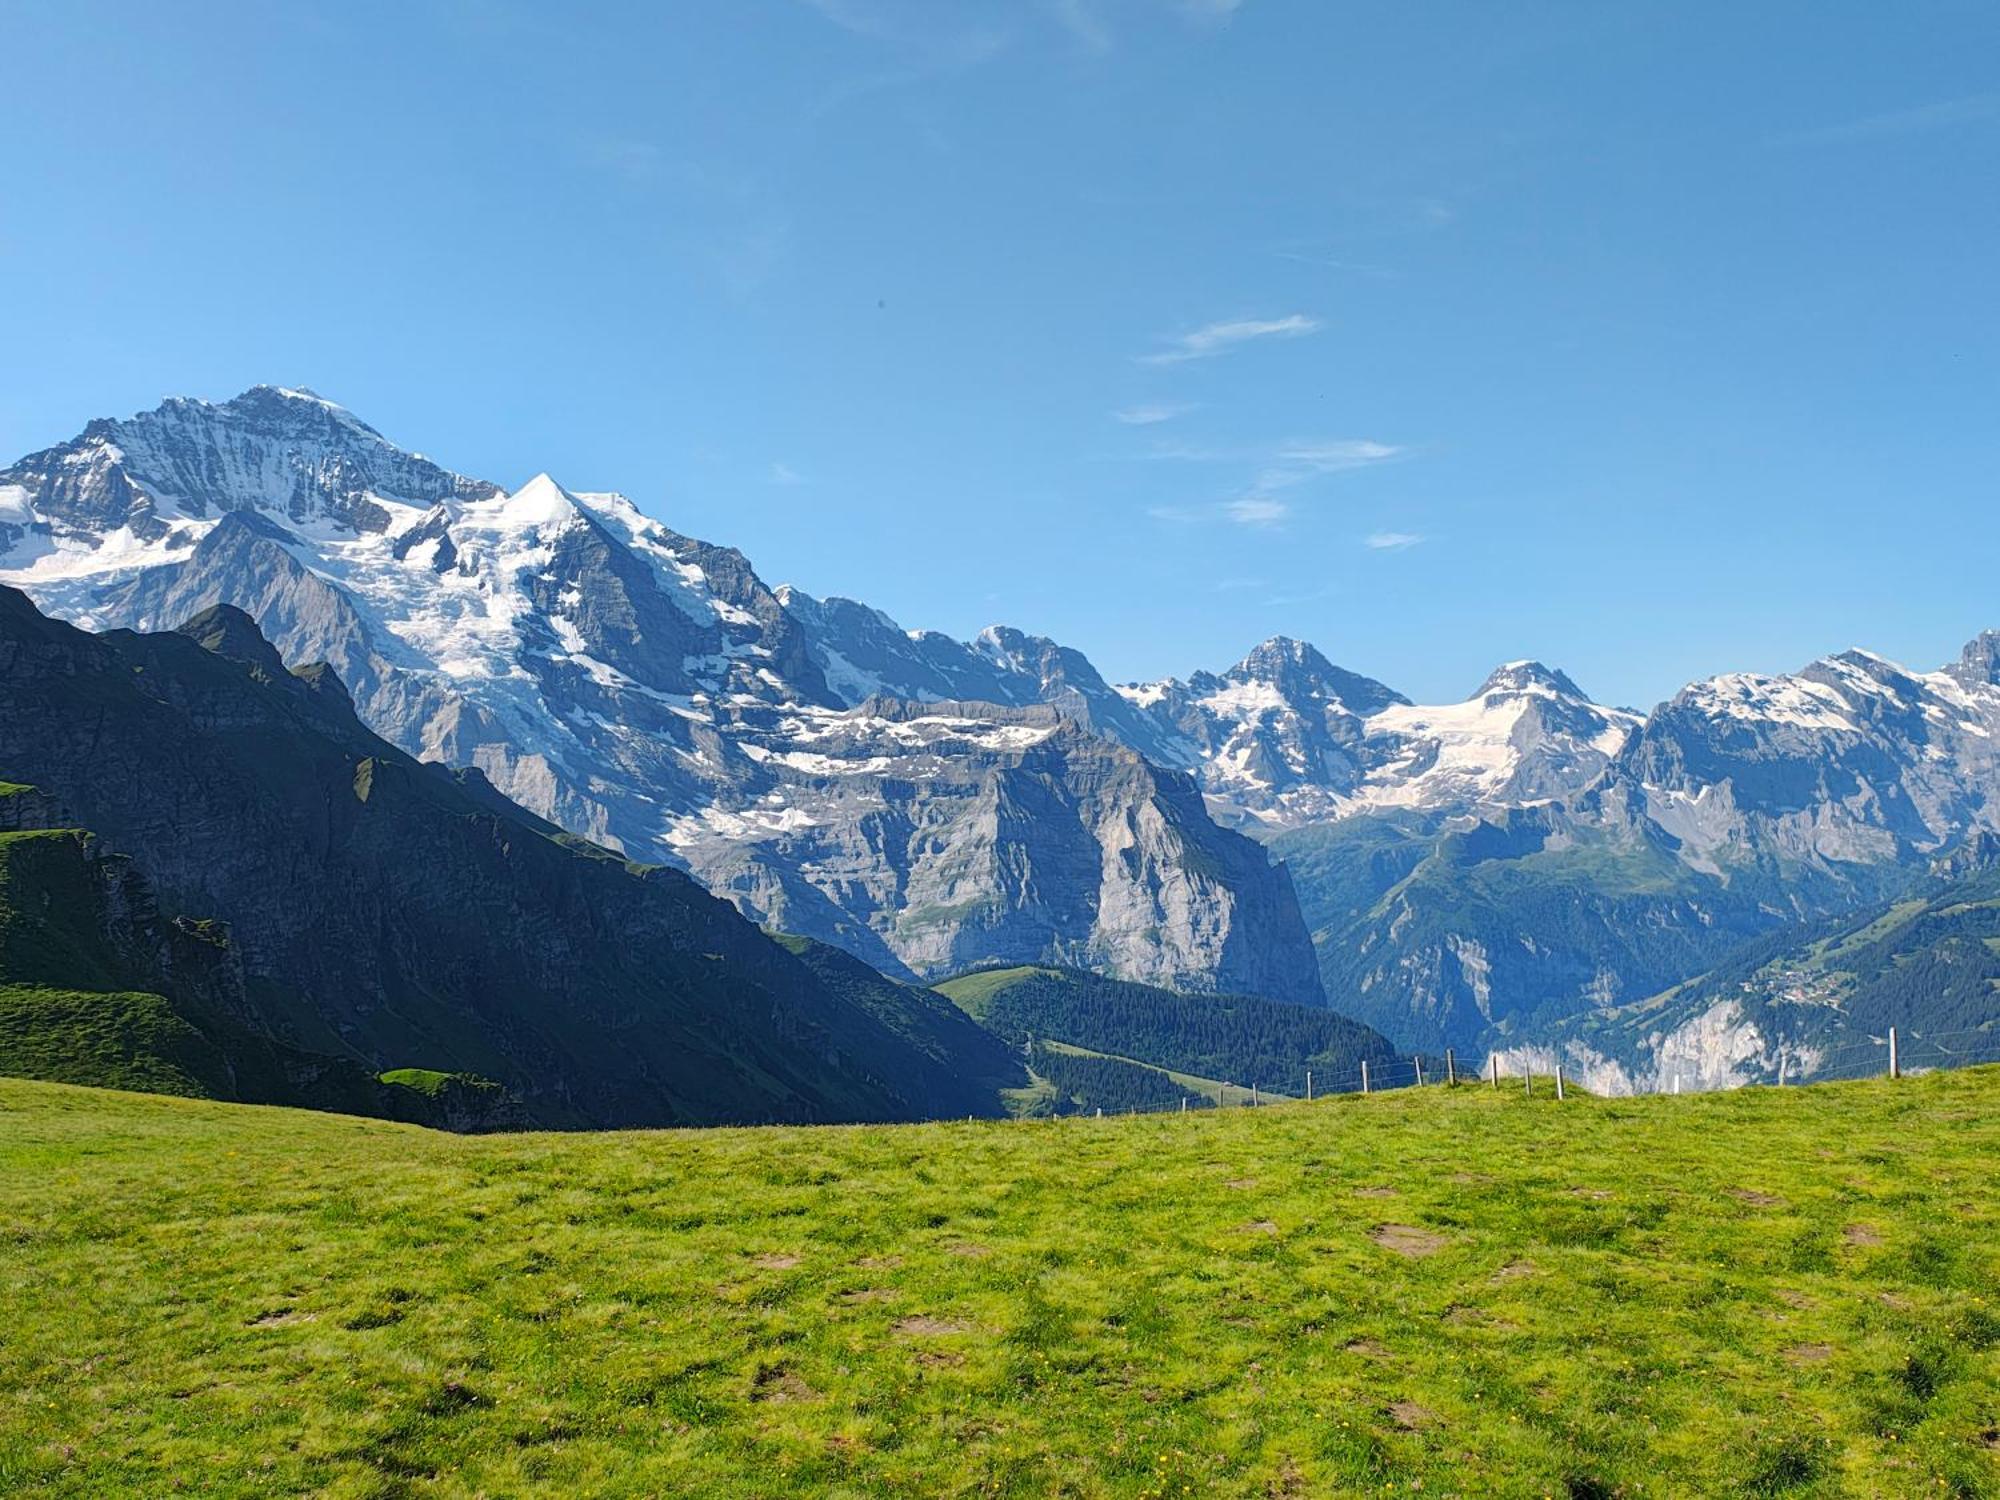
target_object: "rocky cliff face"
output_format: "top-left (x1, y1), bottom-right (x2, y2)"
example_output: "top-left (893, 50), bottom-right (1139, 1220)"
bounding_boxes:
top-left (1277, 638), bottom-right (2000, 1057)
top-left (0, 586), bottom-right (1028, 1126)
top-left (10, 386), bottom-right (2000, 1065)
top-left (1613, 646), bottom-right (2000, 871)
top-left (1, 390), bottom-right (1324, 1003)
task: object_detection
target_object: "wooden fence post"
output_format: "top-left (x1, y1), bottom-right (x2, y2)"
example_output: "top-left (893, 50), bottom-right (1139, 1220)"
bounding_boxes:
top-left (1252, 1083), bottom-right (1260, 1108)
top-left (1305, 1070), bottom-right (1313, 1101)
top-left (1490, 1054), bottom-right (1499, 1089)
top-left (1524, 1068), bottom-right (1532, 1098)
top-left (1555, 1065), bottom-right (1566, 1102)
top-left (1361, 1060), bottom-right (1371, 1095)
top-left (1888, 1027), bottom-right (1900, 1079)
top-left (1446, 1049), bottom-right (1456, 1086)
top-left (1415, 1058), bottom-right (1425, 1088)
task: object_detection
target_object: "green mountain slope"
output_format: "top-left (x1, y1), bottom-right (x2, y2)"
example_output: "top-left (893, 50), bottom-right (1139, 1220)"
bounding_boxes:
top-left (0, 823), bottom-right (511, 1125)
top-left (1529, 853), bottom-right (2000, 1091)
top-left (0, 588), bottom-right (1016, 1128)
top-left (933, 964), bottom-right (1404, 1097)
top-left (2, 1070), bottom-right (1994, 1495)
top-left (1272, 807), bottom-right (1903, 1054)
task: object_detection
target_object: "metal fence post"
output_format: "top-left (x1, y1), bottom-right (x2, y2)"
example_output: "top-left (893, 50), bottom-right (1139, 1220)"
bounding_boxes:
top-left (1446, 1049), bottom-right (1456, 1086)
top-left (1555, 1065), bottom-right (1565, 1102)
top-left (1490, 1054), bottom-right (1499, 1089)
top-left (1361, 1060), bottom-right (1370, 1095)
top-left (1889, 1027), bottom-right (1900, 1079)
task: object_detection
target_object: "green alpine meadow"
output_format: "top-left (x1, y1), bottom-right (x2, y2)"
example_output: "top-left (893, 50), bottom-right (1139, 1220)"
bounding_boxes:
top-left (7, 6), bottom-right (2000, 1493)
top-left (4, 1067), bottom-right (1995, 1497)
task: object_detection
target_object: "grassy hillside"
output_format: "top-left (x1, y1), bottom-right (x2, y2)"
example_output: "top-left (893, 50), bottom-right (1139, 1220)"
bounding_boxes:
top-left (3, 1073), bottom-right (1996, 1496)
top-left (1548, 863), bottom-right (2000, 1088)
top-left (0, 592), bottom-right (1039, 1129)
top-left (1270, 811), bottom-right (1827, 1054)
top-left (934, 965), bottom-right (1403, 1099)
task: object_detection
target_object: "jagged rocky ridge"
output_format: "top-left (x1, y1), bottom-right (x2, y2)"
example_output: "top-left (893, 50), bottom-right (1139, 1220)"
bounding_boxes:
top-left (1, 389), bottom-right (1322, 1003)
top-left (7, 387), bottom-right (2000, 1061)
top-left (0, 586), bottom-right (1026, 1127)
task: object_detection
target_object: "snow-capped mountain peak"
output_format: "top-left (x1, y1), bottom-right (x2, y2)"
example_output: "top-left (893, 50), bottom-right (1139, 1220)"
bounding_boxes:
top-left (496, 472), bottom-right (589, 532)
top-left (1228, 635), bottom-right (1409, 716)
top-left (0, 387), bottom-right (1330, 1004)
top-left (1474, 659), bottom-right (1585, 701)
top-left (1950, 629), bottom-right (2000, 689)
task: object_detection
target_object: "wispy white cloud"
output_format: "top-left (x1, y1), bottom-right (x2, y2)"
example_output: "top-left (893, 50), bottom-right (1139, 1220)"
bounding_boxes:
top-left (1272, 247), bottom-right (1398, 278)
top-left (1259, 439), bottom-right (1401, 488)
top-left (769, 462), bottom-right (805, 486)
top-left (1365, 531), bottom-right (1423, 551)
top-left (1773, 93), bottom-right (2000, 148)
top-left (1113, 401), bottom-right (1197, 426)
top-left (1226, 497), bottom-right (1289, 527)
top-left (1147, 496), bottom-right (1291, 528)
top-left (1141, 435), bottom-right (1403, 531)
top-left (1139, 313), bottom-right (1320, 365)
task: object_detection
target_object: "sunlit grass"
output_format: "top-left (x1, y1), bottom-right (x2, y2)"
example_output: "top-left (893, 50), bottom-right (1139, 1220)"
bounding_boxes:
top-left (1, 1069), bottom-right (1995, 1496)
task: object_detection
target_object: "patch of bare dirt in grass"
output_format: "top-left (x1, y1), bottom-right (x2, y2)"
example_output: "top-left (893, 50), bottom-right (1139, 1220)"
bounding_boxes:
top-left (1783, 1343), bottom-right (1833, 1366)
top-left (751, 1252), bottom-right (801, 1270)
top-left (247, 1308), bottom-right (314, 1328)
top-left (892, 1315), bottom-right (972, 1338)
top-left (1371, 1223), bottom-right (1447, 1257)
top-left (944, 1242), bottom-right (990, 1258)
top-left (1388, 1400), bottom-right (1437, 1430)
top-left (1493, 1259), bottom-right (1538, 1281)
top-left (1843, 1224), bottom-right (1883, 1247)
top-left (1344, 1338), bottom-right (1388, 1357)
top-left (1353, 1186), bottom-right (1397, 1199)
top-left (751, 1367), bottom-right (818, 1404)
top-left (837, 1288), bottom-right (896, 1306)
top-left (1266, 1456), bottom-right (1309, 1497)
top-left (1243, 1219), bottom-right (1279, 1235)
top-left (1730, 1188), bottom-right (1783, 1207)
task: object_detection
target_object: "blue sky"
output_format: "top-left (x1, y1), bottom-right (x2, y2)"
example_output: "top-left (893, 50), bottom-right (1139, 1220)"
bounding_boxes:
top-left (3, 1), bottom-right (1996, 707)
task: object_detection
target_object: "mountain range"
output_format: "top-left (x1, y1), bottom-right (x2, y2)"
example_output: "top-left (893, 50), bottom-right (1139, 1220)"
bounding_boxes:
top-left (0, 587), bottom-right (1029, 1127)
top-left (6, 385), bottom-right (1998, 1083)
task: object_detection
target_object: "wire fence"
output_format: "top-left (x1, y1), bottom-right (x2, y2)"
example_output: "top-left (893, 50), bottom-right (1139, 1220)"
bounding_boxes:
top-left (1051, 1025), bottom-right (2000, 1121)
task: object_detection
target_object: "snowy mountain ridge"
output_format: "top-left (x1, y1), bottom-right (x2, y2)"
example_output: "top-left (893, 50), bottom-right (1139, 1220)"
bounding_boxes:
top-left (0, 389), bottom-right (1324, 1001)
top-left (9, 386), bottom-right (2000, 1036)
